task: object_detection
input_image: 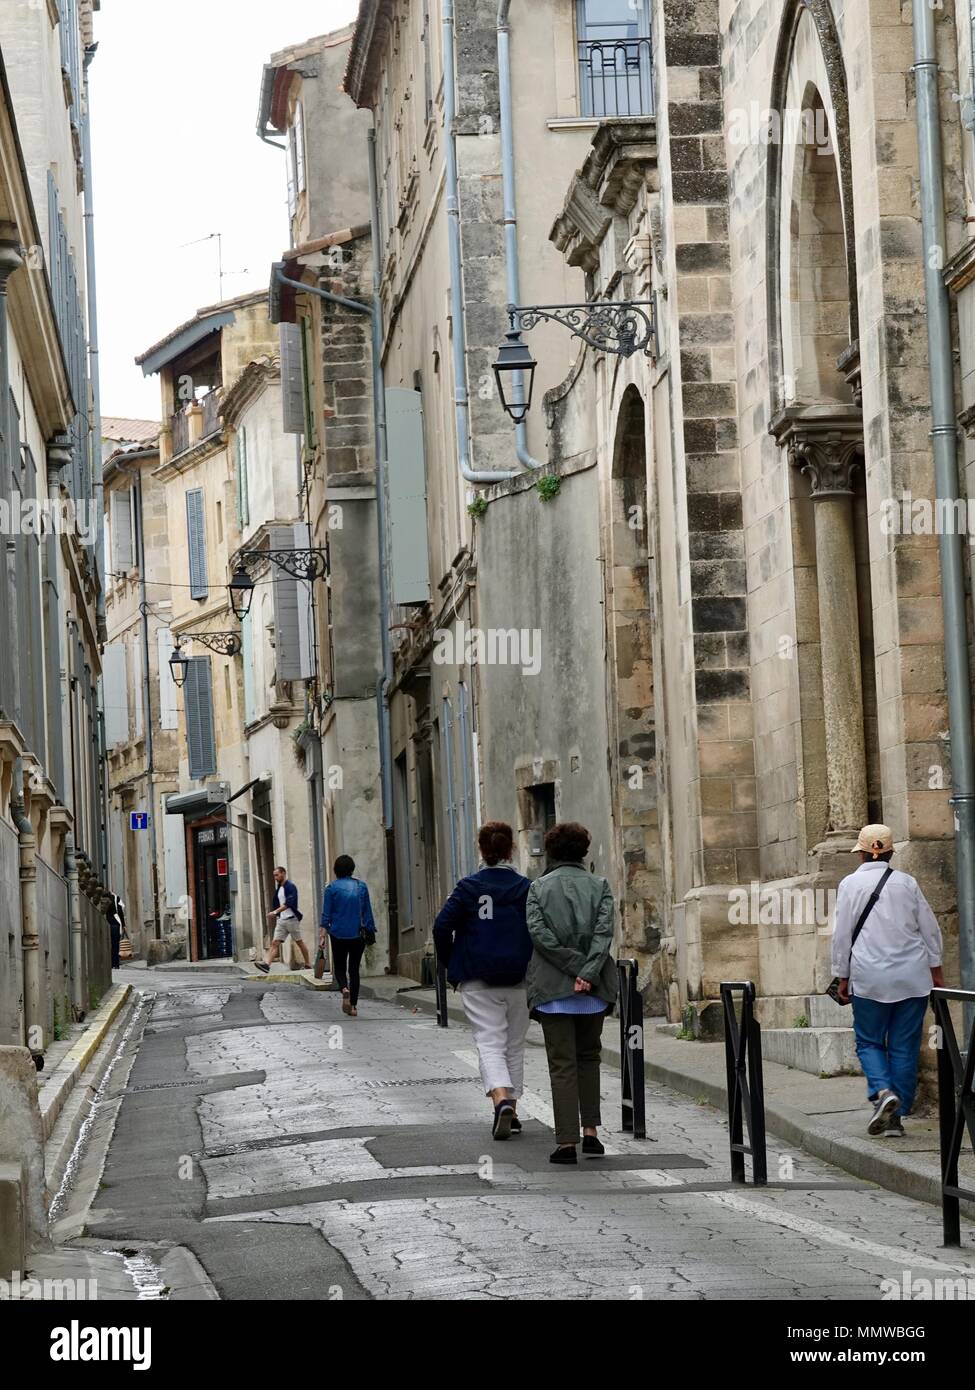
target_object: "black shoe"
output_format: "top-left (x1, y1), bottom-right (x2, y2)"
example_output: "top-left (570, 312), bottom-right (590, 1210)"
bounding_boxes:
top-left (549, 1146), bottom-right (578, 1165)
top-left (254, 962), bottom-right (270, 974)
top-left (582, 1135), bottom-right (605, 1157)
top-left (510, 1114), bottom-right (522, 1133)
top-left (492, 1102), bottom-right (515, 1140)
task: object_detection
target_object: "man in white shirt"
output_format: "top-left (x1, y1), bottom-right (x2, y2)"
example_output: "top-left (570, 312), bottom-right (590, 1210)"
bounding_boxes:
top-left (832, 824), bottom-right (944, 1137)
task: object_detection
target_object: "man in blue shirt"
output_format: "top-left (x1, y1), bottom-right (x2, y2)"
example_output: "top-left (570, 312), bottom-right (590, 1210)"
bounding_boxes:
top-left (255, 866), bottom-right (310, 974)
top-left (320, 855), bottom-right (376, 1017)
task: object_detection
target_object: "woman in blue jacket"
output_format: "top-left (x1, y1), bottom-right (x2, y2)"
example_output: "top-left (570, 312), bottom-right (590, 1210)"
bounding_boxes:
top-left (433, 822), bottom-right (532, 1140)
top-left (320, 855), bottom-right (376, 1017)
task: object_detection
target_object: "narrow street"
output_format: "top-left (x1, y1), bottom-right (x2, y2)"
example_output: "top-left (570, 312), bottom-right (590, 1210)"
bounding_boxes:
top-left (53, 972), bottom-right (975, 1302)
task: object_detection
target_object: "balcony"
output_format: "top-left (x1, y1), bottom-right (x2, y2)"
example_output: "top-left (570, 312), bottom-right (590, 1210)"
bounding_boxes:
top-left (168, 389), bottom-right (222, 461)
top-left (578, 36), bottom-right (655, 119)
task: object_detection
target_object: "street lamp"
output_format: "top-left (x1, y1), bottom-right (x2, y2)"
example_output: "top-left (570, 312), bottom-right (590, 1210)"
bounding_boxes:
top-left (228, 565), bottom-right (255, 621)
top-left (168, 645), bottom-right (190, 689)
top-left (492, 326), bottom-right (537, 426)
top-left (493, 300), bottom-right (657, 422)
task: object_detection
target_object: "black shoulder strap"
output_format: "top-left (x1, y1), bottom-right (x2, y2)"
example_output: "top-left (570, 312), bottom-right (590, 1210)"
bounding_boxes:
top-left (851, 866), bottom-right (894, 949)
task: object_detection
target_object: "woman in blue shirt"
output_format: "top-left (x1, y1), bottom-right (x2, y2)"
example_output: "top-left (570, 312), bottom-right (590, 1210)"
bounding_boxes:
top-left (320, 855), bottom-right (376, 1017)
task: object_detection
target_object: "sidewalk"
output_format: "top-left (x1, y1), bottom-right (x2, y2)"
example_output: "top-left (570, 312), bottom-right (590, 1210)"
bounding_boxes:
top-left (360, 974), bottom-right (972, 1217)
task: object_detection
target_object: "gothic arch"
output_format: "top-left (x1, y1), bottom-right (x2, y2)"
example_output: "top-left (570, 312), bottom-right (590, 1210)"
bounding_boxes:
top-left (766, 0), bottom-right (857, 412)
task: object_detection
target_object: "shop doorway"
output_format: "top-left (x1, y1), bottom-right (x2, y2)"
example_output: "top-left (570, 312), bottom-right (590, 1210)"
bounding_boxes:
top-left (191, 821), bottom-right (232, 959)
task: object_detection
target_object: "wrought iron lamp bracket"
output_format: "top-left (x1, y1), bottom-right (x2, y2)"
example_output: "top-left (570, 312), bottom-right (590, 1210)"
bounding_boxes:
top-left (509, 300), bottom-right (656, 359)
top-left (239, 547), bottom-right (329, 582)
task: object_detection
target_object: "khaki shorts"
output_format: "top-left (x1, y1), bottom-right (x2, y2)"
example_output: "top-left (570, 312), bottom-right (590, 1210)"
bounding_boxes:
top-left (273, 916), bottom-right (301, 942)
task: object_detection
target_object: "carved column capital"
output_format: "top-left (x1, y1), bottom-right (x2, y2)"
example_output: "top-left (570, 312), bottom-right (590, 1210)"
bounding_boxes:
top-left (0, 238), bottom-right (23, 292)
top-left (769, 402), bottom-right (864, 498)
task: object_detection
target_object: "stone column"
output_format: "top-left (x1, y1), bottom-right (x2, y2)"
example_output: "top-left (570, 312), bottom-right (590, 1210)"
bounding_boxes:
top-left (771, 404), bottom-right (867, 839)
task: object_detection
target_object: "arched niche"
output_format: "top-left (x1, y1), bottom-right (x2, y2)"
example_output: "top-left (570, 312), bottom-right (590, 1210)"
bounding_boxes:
top-left (767, 0), bottom-right (858, 413)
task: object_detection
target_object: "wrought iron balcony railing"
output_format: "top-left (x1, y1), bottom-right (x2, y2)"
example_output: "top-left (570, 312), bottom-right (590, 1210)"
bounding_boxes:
top-left (578, 36), bottom-right (655, 119)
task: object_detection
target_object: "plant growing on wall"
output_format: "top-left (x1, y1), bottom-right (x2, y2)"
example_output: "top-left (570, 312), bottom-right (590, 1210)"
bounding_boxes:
top-left (467, 496), bottom-right (488, 521)
top-left (536, 474), bottom-right (561, 503)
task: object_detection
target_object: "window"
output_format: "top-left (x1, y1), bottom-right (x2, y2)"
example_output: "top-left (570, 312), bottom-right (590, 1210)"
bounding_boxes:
top-left (183, 656), bottom-right (217, 780)
top-left (525, 783), bottom-right (557, 861)
top-left (294, 102), bottom-right (306, 195)
top-left (185, 487), bottom-right (208, 600)
top-left (109, 485), bottom-right (138, 574)
top-left (576, 0), bottom-right (654, 117)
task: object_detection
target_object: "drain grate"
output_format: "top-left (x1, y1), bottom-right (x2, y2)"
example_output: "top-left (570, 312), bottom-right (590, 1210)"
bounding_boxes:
top-left (356, 1075), bottom-right (474, 1090)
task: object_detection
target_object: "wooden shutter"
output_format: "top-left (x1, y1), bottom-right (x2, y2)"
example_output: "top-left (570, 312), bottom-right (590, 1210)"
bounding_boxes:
top-left (156, 628), bottom-right (178, 731)
top-left (130, 637), bottom-right (143, 739)
top-left (184, 656), bottom-right (216, 779)
top-left (241, 611), bottom-right (256, 725)
top-left (185, 488), bottom-right (208, 599)
top-left (279, 323), bottom-right (306, 435)
top-left (386, 387), bottom-right (431, 605)
top-left (271, 523), bottom-right (315, 682)
top-left (102, 643), bottom-right (129, 747)
top-left (110, 488), bottom-right (133, 572)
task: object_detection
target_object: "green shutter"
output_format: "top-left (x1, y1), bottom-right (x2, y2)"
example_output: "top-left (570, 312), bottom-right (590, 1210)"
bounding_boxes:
top-left (184, 656), bottom-right (216, 780)
top-left (185, 488), bottom-right (208, 600)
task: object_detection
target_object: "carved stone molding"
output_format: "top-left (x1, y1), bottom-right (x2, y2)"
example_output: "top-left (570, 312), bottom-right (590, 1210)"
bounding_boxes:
top-left (769, 402), bottom-right (864, 497)
top-left (549, 118), bottom-right (657, 274)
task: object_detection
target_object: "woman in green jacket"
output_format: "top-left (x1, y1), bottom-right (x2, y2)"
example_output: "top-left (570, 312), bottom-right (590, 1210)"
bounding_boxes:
top-left (526, 822), bottom-right (618, 1165)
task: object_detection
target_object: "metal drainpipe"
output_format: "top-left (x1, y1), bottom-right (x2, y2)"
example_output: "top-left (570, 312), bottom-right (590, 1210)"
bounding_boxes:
top-left (443, 0), bottom-right (523, 484)
top-left (497, 0), bottom-right (541, 469)
top-left (912, 0), bottom-right (975, 1011)
top-left (11, 759), bottom-right (41, 1050)
top-left (82, 45), bottom-right (110, 885)
top-left (367, 126), bottom-right (394, 831)
top-left (64, 832), bottom-right (85, 1017)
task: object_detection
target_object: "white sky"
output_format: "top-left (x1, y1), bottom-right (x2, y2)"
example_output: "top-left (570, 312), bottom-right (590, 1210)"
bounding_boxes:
top-left (90, 0), bottom-right (360, 422)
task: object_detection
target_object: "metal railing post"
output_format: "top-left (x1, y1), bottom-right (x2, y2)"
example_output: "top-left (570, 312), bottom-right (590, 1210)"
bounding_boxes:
top-left (721, 981), bottom-right (767, 1186)
top-left (617, 958), bottom-right (647, 1139)
top-left (931, 986), bottom-right (975, 1247)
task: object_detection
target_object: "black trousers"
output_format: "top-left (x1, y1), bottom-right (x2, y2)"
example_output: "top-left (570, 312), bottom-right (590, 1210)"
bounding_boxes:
top-left (329, 934), bottom-right (365, 1005)
top-left (110, 921), bottom-right (121, 970)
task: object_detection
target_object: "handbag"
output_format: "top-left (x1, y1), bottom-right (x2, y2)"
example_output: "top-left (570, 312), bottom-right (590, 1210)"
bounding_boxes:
top-left (314, 946), bottom-right (327, 981)
top-left (826, 866), bottom-right (893, 1005)
top-left (357, 881), bottom-right (376, 947)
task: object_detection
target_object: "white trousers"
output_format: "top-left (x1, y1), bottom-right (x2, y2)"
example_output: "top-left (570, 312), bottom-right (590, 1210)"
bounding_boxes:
top-left (460, 980), bottom-right (530, 1096)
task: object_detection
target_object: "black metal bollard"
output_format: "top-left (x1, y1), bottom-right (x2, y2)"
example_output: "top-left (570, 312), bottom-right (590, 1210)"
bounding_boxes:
top-left (617, 958), bottom-right (647, 1139)
top-left (930, 987), bottom-right (975, 1247)
top-left (435, 962), bottom-right (449, 1028)
top-left (720, 981), bottom-right (767, 1186)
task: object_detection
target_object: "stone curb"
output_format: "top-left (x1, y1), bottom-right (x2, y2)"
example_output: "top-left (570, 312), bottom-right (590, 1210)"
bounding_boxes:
top-left (363, 980), bottom-right (970, 1218)
top-left (39, 985), bottom-right (132, 1143)
top-left (236, 966), bottom-right (334, 991)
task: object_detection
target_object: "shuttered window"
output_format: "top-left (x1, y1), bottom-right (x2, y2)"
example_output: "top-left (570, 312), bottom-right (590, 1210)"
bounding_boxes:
top-left (185, 488), bottom-right (208, 600)
top-left (279, 323), bottom-right (306, 435)
top-left (294, 102), bottom-right (306, 194)
top-left (241, 611), bottom-right (257, 725)
top-left (131, 637), bottom-right (143, 740)
top-left (183, 656), bottom-right (217, 779)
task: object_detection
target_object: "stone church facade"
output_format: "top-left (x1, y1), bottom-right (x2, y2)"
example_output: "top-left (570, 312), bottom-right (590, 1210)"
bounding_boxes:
top-left (545, 0), bottom-right (974, 1029)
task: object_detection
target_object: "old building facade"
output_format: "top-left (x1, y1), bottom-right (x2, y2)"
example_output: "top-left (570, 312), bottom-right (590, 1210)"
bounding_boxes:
top-left (317, 0), bottom-right (975, 1045)
top-left (0, 0), bottom-right (111, 1050)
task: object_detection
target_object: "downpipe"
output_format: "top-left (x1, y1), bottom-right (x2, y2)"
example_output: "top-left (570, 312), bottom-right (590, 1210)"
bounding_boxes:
top-left (911, 0), bottom-right (975, 1013)
top-left (12, 758), bottom-right (42, 1052)
top-left (64, 832), bottom-right (86, 1018)
top-left (497, 0), bottom-right (541, 470)
top-left (443, 0), bottom-right (522, 484)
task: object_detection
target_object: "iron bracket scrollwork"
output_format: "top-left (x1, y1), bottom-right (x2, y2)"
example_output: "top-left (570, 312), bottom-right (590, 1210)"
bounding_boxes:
top-left (239, 547), bottom-right (329, 582)
top-left (181, 631), bottom-right (242, 657)
top-left (510, 300), bottom-right (656, 358)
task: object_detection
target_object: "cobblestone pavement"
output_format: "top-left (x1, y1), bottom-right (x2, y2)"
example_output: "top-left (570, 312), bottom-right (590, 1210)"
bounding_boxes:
top-left (78, 974), bottom-right (975, 1301)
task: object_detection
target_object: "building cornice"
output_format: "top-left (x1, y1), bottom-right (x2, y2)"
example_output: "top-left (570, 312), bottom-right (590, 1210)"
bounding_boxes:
top-left (943, 237), bottom-right (975, 295)
top-left (550, 119), bottom-right (657, 273)
top-left (344, 1), bottom-right (395, 110)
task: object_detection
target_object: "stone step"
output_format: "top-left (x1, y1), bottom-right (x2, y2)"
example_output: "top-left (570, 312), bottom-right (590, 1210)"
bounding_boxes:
top-left (760, 1025), bottom-right (859, 1078)
top-left (753, 993), bottom-right (851, 1030)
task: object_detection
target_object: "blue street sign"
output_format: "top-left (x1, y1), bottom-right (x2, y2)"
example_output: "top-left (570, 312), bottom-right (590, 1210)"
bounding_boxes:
top-left (130, 812), bottom-right (148, 831)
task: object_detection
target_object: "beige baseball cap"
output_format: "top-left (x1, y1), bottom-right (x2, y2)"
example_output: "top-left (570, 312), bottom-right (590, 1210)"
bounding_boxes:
top-left (853, 824), bottom-right (893, 857)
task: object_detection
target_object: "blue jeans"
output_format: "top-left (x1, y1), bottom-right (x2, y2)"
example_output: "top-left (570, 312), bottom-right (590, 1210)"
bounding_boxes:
top-left (851, 994), bottom-right (929, 1116)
